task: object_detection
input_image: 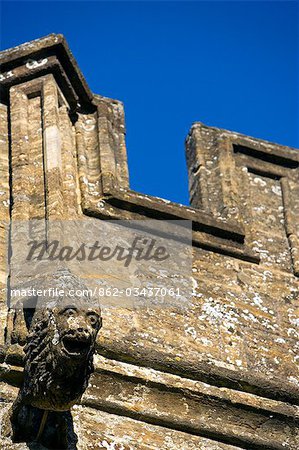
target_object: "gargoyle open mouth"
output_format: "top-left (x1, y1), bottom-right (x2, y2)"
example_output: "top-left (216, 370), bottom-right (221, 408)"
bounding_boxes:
top-left (62, 335), bottom-right (91, 356)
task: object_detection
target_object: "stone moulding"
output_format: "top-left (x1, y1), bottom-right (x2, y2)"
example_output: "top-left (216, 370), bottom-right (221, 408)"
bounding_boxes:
top-left (1, 356), bottom-right (299, 450)
top-left (0, 34), bottom-right (93, 111)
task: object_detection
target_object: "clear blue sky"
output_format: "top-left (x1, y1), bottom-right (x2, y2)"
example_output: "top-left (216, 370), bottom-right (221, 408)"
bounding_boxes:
top-left (1, 1), bottom-right (298, 204)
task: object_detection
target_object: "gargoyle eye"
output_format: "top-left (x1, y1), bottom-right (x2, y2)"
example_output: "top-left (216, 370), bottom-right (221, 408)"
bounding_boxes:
top-left (86, 311), bottom-right (99, 325)
top-left (61, 306), bottom-right (78, 317)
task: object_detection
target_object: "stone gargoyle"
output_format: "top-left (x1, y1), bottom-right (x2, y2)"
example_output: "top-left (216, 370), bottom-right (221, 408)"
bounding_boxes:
top-left (3, 268), bottom-right (102, 449)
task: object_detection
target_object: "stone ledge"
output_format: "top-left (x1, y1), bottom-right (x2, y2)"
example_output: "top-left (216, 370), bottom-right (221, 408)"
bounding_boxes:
top-left (1, 344), bottom-right (299, 403)
top-left (0, 399), bottom-right (244, 450)
top-left (82, 184), bottom-right (260, 264)
top-left (94, 343), bottom-right (299, 406)
top-left (1, 339), bottom-right (299, 406)
top-left (1, 358), bottom-right (298, 449)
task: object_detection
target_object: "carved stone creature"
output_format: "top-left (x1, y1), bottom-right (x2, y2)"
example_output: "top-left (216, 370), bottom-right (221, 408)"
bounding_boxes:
top-left (5, 268), bottom-right (102, 449)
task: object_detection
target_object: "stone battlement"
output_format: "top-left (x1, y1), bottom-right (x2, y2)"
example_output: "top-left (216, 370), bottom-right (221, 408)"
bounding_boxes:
top-left (0, 35), bottom-right (298, 449)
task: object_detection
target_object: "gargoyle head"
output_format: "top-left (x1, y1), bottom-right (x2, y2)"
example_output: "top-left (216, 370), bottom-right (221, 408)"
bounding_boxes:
top-left (17, 269), bottom-right (102, 411)
top-left (54, 302), bottom-right (101, 361)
